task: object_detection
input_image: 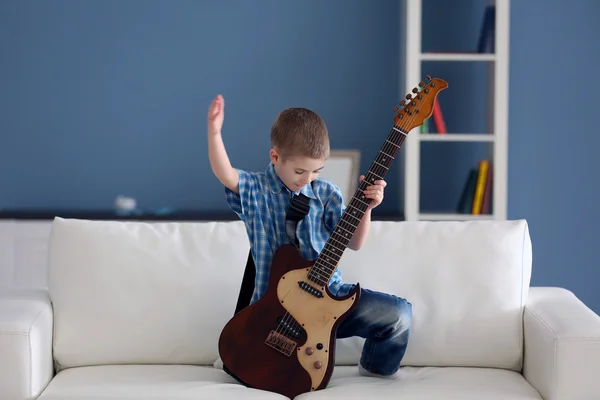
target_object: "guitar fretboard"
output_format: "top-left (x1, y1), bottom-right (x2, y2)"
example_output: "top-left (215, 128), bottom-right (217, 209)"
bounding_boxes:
top-left (307, 125), bottom-right (408, 288)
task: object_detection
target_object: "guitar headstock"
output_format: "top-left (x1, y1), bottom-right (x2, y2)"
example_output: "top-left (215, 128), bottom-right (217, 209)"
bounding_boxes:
top-left (394, 76), bottom-right (448, 132)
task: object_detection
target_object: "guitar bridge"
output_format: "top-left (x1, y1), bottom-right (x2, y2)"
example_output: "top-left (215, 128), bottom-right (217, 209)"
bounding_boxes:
top-left (265, 330), bottom-right (297, 357)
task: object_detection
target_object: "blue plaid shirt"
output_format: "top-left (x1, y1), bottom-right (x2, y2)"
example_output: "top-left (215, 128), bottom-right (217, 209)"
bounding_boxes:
top-left (225, 162), bottom-right (349, 304)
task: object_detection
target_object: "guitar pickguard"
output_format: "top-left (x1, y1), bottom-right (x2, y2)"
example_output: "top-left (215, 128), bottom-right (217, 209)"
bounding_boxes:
top-left (276, 268), bottom-right (357, 391)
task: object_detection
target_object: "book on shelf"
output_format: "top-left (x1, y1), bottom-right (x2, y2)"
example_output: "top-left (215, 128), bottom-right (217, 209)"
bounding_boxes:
top-left (477, 5), bottom-right (495, 53)
top-left (420, 118), bottom-right (429, 133)
top-left (421, 96), bottom-right (447, 134)
top-left (456, 159), bottom-right (492, 215)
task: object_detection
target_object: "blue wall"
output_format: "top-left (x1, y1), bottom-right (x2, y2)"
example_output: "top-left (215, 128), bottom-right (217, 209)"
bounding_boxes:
top-left (0, 0), bottom-right (401, 213)
top-left (507, 1), bottom-right (600, 314)
top-left (1, 1), bottom-right (599, 314)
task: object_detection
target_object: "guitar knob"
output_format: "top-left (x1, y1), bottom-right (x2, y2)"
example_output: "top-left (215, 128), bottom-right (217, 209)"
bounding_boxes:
top-left (305, 347), bottom-right (314, 355)
top-left (314, 361), bottom-right (322, 369)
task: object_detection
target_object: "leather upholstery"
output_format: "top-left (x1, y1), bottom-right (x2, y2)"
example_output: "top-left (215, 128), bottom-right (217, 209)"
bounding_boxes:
top-left (523, 287), bottom-right (600, 399)
top-left (35, 365), bottom-right (543, 400)
top-left (1, 218), bottom-right (598, 399)
top-left (0, 289), bottom-right (53, 399)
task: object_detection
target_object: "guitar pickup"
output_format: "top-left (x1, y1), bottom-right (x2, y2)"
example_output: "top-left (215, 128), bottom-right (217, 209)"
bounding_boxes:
top-left (298, 281), bottom-right (323, 298)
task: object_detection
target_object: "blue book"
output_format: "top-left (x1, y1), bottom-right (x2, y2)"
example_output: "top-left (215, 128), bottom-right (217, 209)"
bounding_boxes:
top-left (477, 5), bottom-right (496, 53)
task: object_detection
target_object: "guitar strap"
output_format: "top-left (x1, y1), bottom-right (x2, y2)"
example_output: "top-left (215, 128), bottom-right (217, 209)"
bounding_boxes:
top-left (233, 192), bottom-right (311, 315)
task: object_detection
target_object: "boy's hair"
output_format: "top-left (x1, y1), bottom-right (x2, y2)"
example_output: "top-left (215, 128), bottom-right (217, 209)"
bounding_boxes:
top-left (270, 107), bottom-right (330, 160)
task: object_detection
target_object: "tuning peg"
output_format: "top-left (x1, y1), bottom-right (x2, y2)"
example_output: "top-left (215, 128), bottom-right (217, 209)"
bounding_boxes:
top-left (393, 106), bottom-right (401, 112)
top-left (399, 100), bottom-right (406, 106)
top-left (418, 81), bottom-right (425, 87)
top-left (412, 87), bottom-right (419, 94)
top-left (426, 75), bottom-right (432, 81)
top-left (405, 93), bottom-right (412, 100)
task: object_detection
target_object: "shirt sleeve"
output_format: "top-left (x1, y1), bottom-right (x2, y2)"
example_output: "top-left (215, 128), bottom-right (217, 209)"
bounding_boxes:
top-left (323, 183), bottom-right (346, 236)
top-left (225, 169), bottom-right (258, 219)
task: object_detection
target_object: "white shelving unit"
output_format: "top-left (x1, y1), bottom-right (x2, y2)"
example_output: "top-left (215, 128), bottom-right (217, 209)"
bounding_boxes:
top-left (402, 0), bottom-right (510, 221)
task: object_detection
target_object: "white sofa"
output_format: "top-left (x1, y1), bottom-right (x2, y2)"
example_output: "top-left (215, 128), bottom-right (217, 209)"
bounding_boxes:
top-left (1, 217), bottom-right (599, 400)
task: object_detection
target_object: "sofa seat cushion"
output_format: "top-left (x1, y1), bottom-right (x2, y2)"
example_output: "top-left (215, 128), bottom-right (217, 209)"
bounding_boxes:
top-left (296, 366), bottom-right (543, 400)
top-left (36, 365), bottom-right (287, 400)
top-left (36, 365), bottom-right (543, 400)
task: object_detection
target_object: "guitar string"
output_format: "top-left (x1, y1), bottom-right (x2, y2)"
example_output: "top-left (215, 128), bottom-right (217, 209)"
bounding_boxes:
top-left (304, 122), bottom-right (409, 288)
top-left (304, 138), bottom-right (398, 285)
top-left (304, 85), bottom-right (429, 286)
top-left (302, 94), bottom-right (422, 287)
top-left (305, 132), bottom-right (400, 284)
top-left (273, 85), bottom-right (429, 344)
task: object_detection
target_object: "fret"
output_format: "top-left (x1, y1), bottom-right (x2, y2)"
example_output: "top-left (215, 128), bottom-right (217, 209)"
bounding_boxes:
top-left (321, 246), bottom-right (341, 260)
top-left (316, 256), bottom-right (337, 271)
top-left (332, 230), bottom-right (351, 245)
top-left (380, 150), bottom-right (394, 160)
top-left (373, 160), bottom-right (388, 170)
top-left (308, 275), bottom-right (327, 287)
top-left (336, 219), bottom-right (357, 235)
top-left (326, 235), bottom-right (349, 251)
top-left (338, 217), bottom-right (357, 230)
top-left (308, 272), bottom-right (329, 285)
top-left (375, 153), bottom-right (393, 167)
top-left (392, 127), bottom-right (407, 136)
top-left (344, 206), bottom-right (363, 223)
top-left (353, 197), bottom-right (370, 208)
top-left (366, 171), bottom-right (383, 180)
top-left (386, 139), bottom-right (400, 148)
top-left (323, 241), bottom-right (343, 255)
top-left (309, 267), bottom-right (330, 281)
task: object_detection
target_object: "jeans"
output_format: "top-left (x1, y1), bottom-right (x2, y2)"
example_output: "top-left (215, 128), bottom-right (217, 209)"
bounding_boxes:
top-left (335, 285), bottom-right (412, 376)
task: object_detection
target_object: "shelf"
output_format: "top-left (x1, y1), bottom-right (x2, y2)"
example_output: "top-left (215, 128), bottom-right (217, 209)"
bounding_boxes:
top-left (420, 52), bottom-right (496, 62)
top-left (419, 213), bottom-right (495, 221)
top-left (404, 0), bottom-right (508, 222)
top-left (419, 134), bottom-right (495, 142)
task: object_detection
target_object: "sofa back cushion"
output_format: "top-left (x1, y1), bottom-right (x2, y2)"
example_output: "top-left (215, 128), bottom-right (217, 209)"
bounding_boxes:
top-left (48, 218), bottom-right (249, 369)
top-left (332, 219), bottom-right (532, 371)
top-left (48, 218), bottom-right (531, 371)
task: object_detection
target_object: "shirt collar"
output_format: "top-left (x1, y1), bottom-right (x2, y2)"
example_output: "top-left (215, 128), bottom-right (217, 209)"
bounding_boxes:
top-left (265, 162), bottom-right (317, 199)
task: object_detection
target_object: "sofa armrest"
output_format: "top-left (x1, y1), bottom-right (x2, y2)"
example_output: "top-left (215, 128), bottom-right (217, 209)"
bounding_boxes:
top-left (0, 289), bottom-right (54, 400)
top-left (523, 287), bottom-right (600, 400)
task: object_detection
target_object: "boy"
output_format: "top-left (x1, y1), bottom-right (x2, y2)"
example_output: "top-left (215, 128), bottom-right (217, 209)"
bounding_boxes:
top-left (207, 94), bottom-right (412, 378)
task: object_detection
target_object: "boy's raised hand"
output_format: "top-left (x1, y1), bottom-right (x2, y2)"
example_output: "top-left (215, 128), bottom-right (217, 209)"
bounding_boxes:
top-left (207, 94), bottom-right (225, 136)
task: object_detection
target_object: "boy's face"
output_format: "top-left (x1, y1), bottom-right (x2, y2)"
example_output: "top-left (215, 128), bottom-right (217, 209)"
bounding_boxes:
top-left (270, 149), bottom-right (325, 193)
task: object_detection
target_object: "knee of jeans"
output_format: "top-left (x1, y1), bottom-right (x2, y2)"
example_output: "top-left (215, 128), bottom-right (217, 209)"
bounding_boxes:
top-left (394, 298), bottom-right (412, 332)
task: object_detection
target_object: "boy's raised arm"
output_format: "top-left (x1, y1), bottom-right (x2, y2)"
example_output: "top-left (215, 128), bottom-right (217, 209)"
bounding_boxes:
top-left (207, 94), bottom-right (239, 193)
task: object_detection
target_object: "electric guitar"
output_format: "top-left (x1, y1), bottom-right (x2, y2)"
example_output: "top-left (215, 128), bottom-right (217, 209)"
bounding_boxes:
top-left (218, 76), bottom-right (448, 398)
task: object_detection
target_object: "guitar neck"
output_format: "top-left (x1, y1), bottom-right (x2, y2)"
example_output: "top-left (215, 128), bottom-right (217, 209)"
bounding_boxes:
top-left (308, 125), bottom-right (408, 287)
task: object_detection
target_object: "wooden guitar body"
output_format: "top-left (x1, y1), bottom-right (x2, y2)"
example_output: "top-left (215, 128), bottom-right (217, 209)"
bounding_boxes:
top-left (218, 244), bottom-right (360, 399)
